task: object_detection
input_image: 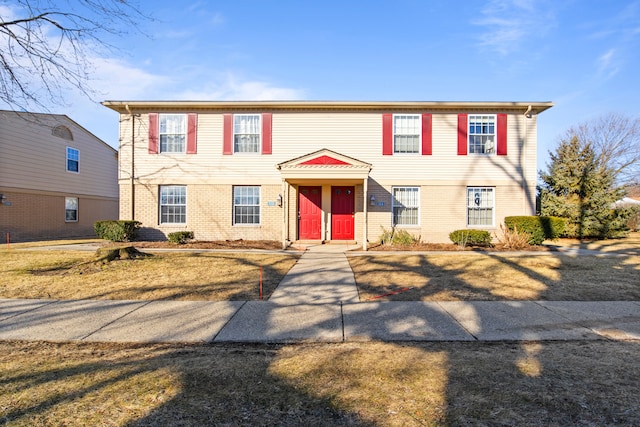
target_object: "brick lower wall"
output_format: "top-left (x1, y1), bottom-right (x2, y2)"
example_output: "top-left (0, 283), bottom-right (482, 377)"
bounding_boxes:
top-left (0, 189), bottom-right (118, 242)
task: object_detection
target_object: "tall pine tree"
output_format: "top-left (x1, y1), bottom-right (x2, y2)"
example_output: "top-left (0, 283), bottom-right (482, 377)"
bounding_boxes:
top-left (539, 136), bottom-right (631, 238)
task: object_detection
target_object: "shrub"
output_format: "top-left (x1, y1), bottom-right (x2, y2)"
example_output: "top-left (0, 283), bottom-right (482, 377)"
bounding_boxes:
top-left (504, 216), bottom-right (566, 245)
top-left (94, 220), bottom-right (141, 242)
top-left (493, 223), bottom-right (531, 250)
top-left (378, 226), bottom-right (420, 246)
top-left (168, 231), bottom-right (194, 244)
top-left (449, 229), bottom-right (492, 247)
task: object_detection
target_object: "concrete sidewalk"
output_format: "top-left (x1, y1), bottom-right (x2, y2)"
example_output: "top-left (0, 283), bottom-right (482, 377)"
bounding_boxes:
top-left (1, 244), bottom-right (639, 344)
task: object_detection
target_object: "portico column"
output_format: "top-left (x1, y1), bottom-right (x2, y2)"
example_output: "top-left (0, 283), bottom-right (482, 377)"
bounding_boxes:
top-left (363, 177), bottom-right (368, 251)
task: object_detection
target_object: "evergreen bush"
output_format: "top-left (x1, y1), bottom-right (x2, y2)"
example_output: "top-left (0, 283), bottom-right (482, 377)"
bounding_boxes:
top-left (168, 231), bottom-right (194, 244)
top-left (449, 229), bottom-right (492, 247)
top-left (94, 220), bottom-right (141, 242)
top-left (504, 216), bottom-right (566, 245)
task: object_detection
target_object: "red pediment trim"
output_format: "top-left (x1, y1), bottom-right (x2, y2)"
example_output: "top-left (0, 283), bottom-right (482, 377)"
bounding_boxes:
top-left (299, 155), bottom-right (350, 166)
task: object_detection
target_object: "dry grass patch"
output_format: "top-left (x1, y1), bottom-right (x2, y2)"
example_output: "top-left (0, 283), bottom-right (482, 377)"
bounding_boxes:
top-left (547, 231), bottom-right (640, 255)
top-left (1, 340), bottom-right (638, 426)
top-left (0, 250), bottom-right (299, 301)
top-left (349, 253), bottom-right (640, 301)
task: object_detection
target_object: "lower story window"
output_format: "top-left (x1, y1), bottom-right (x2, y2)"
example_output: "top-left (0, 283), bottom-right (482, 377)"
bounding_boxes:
top-left (467, 187), bottom-right (494, 226)
top-left (65, 197), bottom-right (78, 222)
top-left (234, 186), bottom-right (261, 225)
top-left (392, 186), bottom-right (419, 226)
top-left (160, 185), bottom-right (186, 224)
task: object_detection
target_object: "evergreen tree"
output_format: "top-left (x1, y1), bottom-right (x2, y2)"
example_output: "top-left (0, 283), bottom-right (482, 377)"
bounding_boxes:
top-left (539, 136), bottom-right (631, 238)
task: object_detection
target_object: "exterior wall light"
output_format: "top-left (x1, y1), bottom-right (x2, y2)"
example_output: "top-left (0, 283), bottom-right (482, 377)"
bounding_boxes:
top-left (370, 195), bottom-right (376, 206)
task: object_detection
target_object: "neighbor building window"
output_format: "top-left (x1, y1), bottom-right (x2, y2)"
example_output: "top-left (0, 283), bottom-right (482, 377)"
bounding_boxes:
top-left (159, 114), bottom-right (186, 153)
top-left (234, 114), bottom-right (261, 153)
top-left (160, 185), bottom-right (187, 224)
top-left (66, 147), bottom-right (79, 172)
top-left (392, 186), bottom-right (419, 226)
top-left (393, 114), bottom-right (420, 154)
top-left (468, 115), bottom-right (496, 154)
top-left (233, 186), bottom-right (261, 225)
top-left (65, 197), bottom-right (78, 222)
top-left (467, 187), bottom-right (494, 226)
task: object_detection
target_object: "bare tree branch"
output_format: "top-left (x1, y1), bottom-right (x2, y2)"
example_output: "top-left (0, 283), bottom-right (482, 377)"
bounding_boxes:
top-left (0, 0), bottom-right (151, 111)
top-left (564, 112), bottom-right (640, 187)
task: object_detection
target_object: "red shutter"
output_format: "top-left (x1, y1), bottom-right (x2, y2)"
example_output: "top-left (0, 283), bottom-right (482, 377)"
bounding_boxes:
top-left (261, 112), bottom-right (272, 154)
top-left (496, 113), bottom-right (507, 156)
top-left (148, 113), bottom-right (158, 154)
top-left (223, 114), bottom-right (233, 155)
top-left (457, 114), bottom-right (468, 155)
top-left (382, 113), bottom-right (393, 155)
top-left (186, 113), bottom-right (197, 154)
top-left (422, 113), bottom-right (432, 155)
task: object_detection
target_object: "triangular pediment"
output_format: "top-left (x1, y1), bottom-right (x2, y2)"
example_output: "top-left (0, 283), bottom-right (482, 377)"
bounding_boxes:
top-left (277, 149), bottom-right (372, 180)
top-left (277, 149), bottom-right (371, 169)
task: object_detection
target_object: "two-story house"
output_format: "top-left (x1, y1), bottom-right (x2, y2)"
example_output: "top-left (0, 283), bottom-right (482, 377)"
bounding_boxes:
top-left (102, 101), bottom-right (552, 249)
top-left (0, 110), bottom-right (119, 241)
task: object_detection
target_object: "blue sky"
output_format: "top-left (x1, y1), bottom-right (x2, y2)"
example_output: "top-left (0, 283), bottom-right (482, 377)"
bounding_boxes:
top-left (9, 0), bottom-right (640, 171)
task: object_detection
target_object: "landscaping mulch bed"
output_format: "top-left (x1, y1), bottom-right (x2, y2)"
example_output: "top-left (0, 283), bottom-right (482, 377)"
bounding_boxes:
top-left (116, 239), bottom-right (285, 251)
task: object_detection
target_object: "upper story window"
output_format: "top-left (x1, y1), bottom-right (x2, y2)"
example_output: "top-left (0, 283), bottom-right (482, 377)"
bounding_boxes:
top-left (392, 186), bottom-right (420, 226)
top-left (159, 114), bottom-right (186, 153)
top-left (393, 115), bottom-right (420, 154)
top-left (66, 147), bottom-right (79, 173)
top-left (234, 114), bottom-right (261, 153)
top-left (469, 115), bottom-right (496, 154)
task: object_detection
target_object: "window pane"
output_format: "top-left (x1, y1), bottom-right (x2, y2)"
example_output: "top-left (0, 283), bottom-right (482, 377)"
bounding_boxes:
top-left (392, 187), bottom-right (419, 226)
top-left (393, 115), bottom-right (420, 153)
top-left (233, 115), bottom-right (261, 153)
top-left (159, 115), bottom-right (186, 153)
top-left (66, 148), bottom-right (79, 172)
top-left (466, 187), bottom-right (494, 226)
top-left (468, 115), bottom-right (496, 154)
top-left (159, 186), bottom-right (186, 224)
top-left (65, 197), bottom-right (78, 222)
top-left (233, 186), bottom-right (260, 224)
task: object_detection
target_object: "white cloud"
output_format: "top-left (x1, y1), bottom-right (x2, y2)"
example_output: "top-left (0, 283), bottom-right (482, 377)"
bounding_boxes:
top-left (473, 0), bottom-right (556, 55)
top-left (178, 74), bottom-right (306, 100)
top-left (597, 48), bottom-right (620, 79)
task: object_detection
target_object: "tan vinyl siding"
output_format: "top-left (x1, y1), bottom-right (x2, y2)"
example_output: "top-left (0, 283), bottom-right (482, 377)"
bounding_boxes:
top-left (0, 112), bottom-right (118, 198)
top-left (111, 103), bottom-right (546, 244)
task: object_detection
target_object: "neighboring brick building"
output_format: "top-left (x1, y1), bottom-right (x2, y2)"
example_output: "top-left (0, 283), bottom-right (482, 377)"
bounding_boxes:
top-left (0, 111), bottom-right (118, 241)
top-left (102, 101), bottom-right (552, 249)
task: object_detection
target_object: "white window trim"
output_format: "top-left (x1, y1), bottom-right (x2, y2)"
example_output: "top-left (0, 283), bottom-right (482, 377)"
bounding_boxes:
top-left (391, 186), bottom-right (420, 227)
top-left (66, 146), bottom-right (79, 173)
top-left (65, 197), bottom-right (78, 222)
top-left (159, 185), bottom-right (187, 225)
top-left (233, 185), bottom-right (261, 226)
top-left (468, 114), bottom-right (497, 156)
top-left (159, 114), bottom-right (187, 154)
top-left (466, 186), bottom-right (495, 227)
top-left (233, 114), bottom-right (262, 154)
top-left (393, 114), bottom-right (421, 155)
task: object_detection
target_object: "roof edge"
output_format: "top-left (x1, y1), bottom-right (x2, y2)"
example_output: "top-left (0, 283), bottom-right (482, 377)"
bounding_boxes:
top-left (102, 100), bottom-right (554, 114)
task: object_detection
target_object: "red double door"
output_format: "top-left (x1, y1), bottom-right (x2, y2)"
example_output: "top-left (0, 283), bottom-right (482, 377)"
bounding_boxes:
top-left (298, 186), bottom-right (354, 240)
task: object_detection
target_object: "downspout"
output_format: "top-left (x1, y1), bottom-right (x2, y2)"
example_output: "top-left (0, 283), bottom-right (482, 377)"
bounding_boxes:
top-left (125, 104), bottom-right (135, 220)
top-left (523, 105), bottom-right (532, 214)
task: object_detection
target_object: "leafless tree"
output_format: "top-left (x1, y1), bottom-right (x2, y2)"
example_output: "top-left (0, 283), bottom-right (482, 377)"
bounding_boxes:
top-left (564, 112), bottom-right (640, 187)
top-left (0, 0), bottom-right (150, 111)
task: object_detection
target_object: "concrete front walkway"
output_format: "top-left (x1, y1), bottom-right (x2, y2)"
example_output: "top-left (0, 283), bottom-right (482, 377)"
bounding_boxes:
top-left (1, 244), bottom-right (639, 344)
